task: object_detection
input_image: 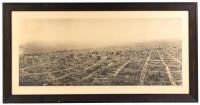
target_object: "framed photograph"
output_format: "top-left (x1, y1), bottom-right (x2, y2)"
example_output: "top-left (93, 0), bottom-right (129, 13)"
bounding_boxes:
top-left (3, 3), bottom-right (198, 103)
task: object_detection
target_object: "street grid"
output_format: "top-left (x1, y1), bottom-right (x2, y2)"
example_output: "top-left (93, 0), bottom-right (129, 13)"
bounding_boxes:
top-left (19, 46), bottom-right (182, 86)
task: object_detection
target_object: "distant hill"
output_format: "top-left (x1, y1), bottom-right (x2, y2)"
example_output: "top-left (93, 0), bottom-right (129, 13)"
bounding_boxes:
top-left (20, 40), bottom-right (181, 54)
top-left (134, 40), bottom-right (181, 49)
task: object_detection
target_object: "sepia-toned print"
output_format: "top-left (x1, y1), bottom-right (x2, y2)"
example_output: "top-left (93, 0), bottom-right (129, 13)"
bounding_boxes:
top-left (18, 14), bottom-right (182, 86)
top-left (4, 3), bottom-right (198, 103)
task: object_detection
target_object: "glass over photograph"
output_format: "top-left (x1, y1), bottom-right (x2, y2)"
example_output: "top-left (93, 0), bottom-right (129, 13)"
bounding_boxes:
top-left (12, 11), bottom-right (189, 94)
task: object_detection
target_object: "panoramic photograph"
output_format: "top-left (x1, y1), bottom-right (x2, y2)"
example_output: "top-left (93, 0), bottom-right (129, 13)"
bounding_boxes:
top-left (18, 17), bottom-right (182, 86)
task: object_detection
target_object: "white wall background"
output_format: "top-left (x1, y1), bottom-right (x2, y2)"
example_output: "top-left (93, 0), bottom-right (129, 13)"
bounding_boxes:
top-left (0, 0), bottom-right (199, 104)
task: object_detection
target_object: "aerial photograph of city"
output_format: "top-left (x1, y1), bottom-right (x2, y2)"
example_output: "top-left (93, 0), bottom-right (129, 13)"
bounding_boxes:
top-left (18, 17), bottom-right (182, 86)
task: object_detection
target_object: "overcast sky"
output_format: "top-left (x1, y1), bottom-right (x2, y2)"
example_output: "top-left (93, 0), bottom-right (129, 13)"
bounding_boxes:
top-left (18, 18), bottom-right (182, 47)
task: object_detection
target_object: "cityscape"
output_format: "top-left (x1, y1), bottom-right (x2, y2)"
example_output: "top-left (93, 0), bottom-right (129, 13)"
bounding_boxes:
top-left (19, 41), bottom-right (182, 86)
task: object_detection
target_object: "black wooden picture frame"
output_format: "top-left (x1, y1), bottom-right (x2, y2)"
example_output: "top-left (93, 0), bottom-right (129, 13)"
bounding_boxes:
top-left (3, 3), bottom-right (198, 103)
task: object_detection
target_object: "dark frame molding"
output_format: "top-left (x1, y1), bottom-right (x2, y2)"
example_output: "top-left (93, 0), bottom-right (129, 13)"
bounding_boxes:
top-left (3, 3), bottom-right (198, 103)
